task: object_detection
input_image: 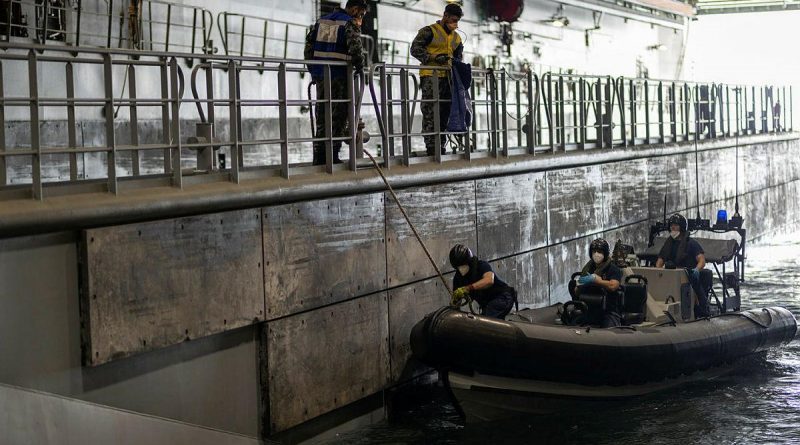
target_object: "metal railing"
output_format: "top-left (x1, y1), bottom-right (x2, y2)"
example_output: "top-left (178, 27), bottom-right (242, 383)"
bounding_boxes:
top-left (0, 0), bottom-right (213, 60)
top-left (0, 42), bottom-right (793, 201)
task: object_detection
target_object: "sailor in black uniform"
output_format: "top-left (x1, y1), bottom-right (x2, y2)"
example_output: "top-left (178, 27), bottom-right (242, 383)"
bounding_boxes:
top-left (575, 238), bottom-right (623, 327)
top-left (449, 244), bottom-right (515, 319)
top-left (655, 213), bottom-right (710, 318)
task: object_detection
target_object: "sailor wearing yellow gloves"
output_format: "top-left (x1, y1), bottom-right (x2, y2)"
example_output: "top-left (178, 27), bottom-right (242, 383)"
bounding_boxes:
top-left (449, 244), bottom-right (516, 319)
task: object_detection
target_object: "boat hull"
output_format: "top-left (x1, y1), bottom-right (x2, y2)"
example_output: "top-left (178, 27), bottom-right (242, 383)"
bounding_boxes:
top-left (411, 306), bottom-right (797, 420)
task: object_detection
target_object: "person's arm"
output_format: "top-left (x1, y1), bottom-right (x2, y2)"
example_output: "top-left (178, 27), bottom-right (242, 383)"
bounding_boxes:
top-left (344, 21), bottom-right (365, 71)
top-left (465, 271), bottom-right (495, 292)
top-left (453, 42), bottom-right (463, 62)
top-left (410, 27), bottom-right (433, 64)
top-left (595, 277), bottom-right (620, 292)
top-left (695, 253), bottom-right (706, 270)
top-left (304, 26), bottom-right (316, 60)
top-left (655, 257), bottom-right (665, 268)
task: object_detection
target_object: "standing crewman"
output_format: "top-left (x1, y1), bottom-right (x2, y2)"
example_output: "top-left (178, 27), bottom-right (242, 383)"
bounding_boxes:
top-left (304, 0), bottom-right (369, 165)
top-left (655, 213), bottom-right (710, 318)
top-left (410, 4), bottom-right (464, 156)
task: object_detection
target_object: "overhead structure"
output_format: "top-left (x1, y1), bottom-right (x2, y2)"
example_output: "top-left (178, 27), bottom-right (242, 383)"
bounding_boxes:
top-left (693, 0), bottom-right (800, 14)
top-left (550, 0), bottom-right (695, 30)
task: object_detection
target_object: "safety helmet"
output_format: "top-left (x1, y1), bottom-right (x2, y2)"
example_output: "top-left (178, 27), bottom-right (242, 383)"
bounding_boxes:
top-left (589, 238), bottom-right (610, 260)
top-left (449, 244), bottom-right (473, 268)
top-left (668, 213), bottom-right (688, 232)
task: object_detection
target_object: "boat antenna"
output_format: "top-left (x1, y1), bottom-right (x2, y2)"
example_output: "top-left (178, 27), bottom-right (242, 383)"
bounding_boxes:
top-left (733, 86), bottom-right (741, 219)
top-left (663, 194), bottom-right (667, 225)
top-left (693, 85), bottom-right (701, 222)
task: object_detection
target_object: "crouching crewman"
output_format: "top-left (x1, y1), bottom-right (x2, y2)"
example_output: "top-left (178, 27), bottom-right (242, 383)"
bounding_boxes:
top-left (449, 244), bottom-right (515, 319)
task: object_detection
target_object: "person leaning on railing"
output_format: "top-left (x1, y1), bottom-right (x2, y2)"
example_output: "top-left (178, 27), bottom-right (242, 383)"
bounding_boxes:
top-left (304, 0), bottom-right (369, 165)
top-left (410, 4), bottom-right (464, 156)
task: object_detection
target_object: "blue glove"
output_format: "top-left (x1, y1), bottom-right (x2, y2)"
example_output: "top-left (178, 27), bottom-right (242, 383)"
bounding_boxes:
top-left (578, 274), bottom-right (597, 285)
top-left (690, 268), bottom-right (700, 280)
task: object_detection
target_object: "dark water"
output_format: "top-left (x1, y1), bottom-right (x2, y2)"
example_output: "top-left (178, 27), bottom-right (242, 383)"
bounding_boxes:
top-left (321, 232), bottom-right (800, 445)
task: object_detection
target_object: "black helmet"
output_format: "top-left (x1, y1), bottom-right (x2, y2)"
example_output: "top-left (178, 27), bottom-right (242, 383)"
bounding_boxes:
top-left (449, 244), bottom-right (473, 268)
top-left (668, 213), bottom-right (688, 232)
top-left (589, 238), bottom-right (610, 260)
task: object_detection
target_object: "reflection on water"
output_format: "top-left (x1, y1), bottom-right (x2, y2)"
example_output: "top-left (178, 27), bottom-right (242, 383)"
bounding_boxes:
top-left (321, 232), bottom-right (800, 445)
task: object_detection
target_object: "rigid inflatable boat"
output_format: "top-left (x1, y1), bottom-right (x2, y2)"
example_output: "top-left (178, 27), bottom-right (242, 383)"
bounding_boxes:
top-left (410, 302), bottom-right (797, 422)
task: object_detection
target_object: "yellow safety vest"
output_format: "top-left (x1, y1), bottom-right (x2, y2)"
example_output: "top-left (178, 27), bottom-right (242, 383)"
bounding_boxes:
top-left (420, 22), bottom-right (462, 78)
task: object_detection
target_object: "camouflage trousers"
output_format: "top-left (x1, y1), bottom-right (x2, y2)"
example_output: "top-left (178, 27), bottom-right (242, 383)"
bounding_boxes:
top-left (420, 76), bottom-right (452, 155)
top-left (313, 79), bottom-right (349, 165)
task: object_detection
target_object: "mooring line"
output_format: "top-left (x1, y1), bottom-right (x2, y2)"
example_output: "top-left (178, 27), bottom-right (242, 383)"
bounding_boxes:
top-left (362, 149), bottom-right (454, 299)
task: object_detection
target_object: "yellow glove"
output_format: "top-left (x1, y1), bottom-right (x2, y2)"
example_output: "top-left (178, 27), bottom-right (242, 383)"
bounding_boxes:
top-left (450, 286), bottom-right (470, 307)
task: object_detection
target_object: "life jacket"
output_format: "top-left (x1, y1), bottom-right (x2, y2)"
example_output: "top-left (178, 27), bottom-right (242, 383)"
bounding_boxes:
top-left (420, 22), bottom-right (462, 78)
top-left (658, 232), bottom-right (694, 268)
top-left (308, 10), bottom-right (353, 80)
top-left (581, 259), bottom-right (612, 278)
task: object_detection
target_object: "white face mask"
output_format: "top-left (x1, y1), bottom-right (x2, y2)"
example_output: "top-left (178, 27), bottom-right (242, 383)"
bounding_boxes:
top-left (670, 230), bottom-right (681, 239)
top-left (592, 252), bottom-right (605, 264)
top-left (457, 265), bottom-right (470, 276)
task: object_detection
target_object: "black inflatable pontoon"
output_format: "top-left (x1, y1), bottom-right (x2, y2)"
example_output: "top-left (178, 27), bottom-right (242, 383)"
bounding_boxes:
top-left (410, 304), bottom-right (797, 421)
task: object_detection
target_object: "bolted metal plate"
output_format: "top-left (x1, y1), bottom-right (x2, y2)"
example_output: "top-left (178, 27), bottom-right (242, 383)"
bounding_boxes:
top-left (603, 220), bottom-right (651, 254)
top-left (602, 159), bottom-right (649, 229)
top-left (81, 209), bottom-right (264, 366)
top-left (490, 248), bottom-right (549, 309)
top-left (547, 236), bottom-right (591, 304)
top-left (262, 194), bottom-right (386, 319)
top-left (476, 172), bottom-right (548, 260)
top-left (547, 166), bottom-right (604, 244)
top-left (741, 143), bottom-right (770, 193)
top-left (387, 276), bottom-right (451, 384)
top-left (646, 152), bottom-right (695, 219)
top-left (385, 182), bottom-right (476, 287)
top-left (265, 293), bottom-right (389, 433)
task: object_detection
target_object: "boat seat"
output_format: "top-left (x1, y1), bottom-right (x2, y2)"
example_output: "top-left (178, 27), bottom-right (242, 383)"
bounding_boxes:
top-left (621, 275), bottom-right (648, 325)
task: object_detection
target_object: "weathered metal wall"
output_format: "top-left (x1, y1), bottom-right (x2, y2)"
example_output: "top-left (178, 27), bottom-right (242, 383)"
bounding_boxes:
top-left (2, 136), bottom-right (800, 439)
top-left (81, 209), bottom-right (265, 365)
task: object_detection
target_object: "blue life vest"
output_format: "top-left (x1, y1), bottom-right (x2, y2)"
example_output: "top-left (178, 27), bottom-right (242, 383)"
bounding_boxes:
top-left (308, 10), bottom-right (353, 80)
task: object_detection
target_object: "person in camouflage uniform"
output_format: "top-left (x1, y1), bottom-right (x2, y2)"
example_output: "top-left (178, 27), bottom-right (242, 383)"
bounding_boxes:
top-left (410, 4), bottom-right (464, 156)
top-left (304, 0), bottom-right (369, 165)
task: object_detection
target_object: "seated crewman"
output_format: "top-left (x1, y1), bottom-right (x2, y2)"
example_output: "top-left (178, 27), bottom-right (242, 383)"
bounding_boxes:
top-left (575, 238), bottom-right (623, 328)
top-left (655, 213), bottom-right (710, 318)
top-left (449, 244), bottom-right (515, 319)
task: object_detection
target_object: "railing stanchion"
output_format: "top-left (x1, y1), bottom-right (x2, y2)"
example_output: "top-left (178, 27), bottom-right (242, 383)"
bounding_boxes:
top-left (168, 57), bottom-right (182, 188)
top-left (323, 66), bottom-right (333, 174)
top-left (160, 58), bottom-right (172, 173)
top-left (227, 60), bottom-right (241, 182)
top-left (644, 80), bottom-right (651, 143)
top-left (379, 64), bottom-right (391, 168)
top-left (618, 78), bottom-right (627, 148)
top-left (658, 81), bottom-right (664, 144)
top-left (66, 61), bottom-right (77, 180)
top-left (399, 68), bottom-right (411, 165)
top-left (578, 78), bottom-right (586, 150)
top-left (501, 69), bottom-right (509, 157)
top-left (278, 62), bottom-right (289, 177)
top-left (102, 53), bottom-right (117, 195)
top-left (347, 65), bottom-right (358, 170)
top-left (526, 71), bottom-right (536, 155)
top-left (432, 71), bottom-right (442, 162)
top-left (29, 51), bottom-right (42, 199)
top-left (558, 75), bottom-right (565, 152)
top-left (128, 64), bottom-right (140, 176)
